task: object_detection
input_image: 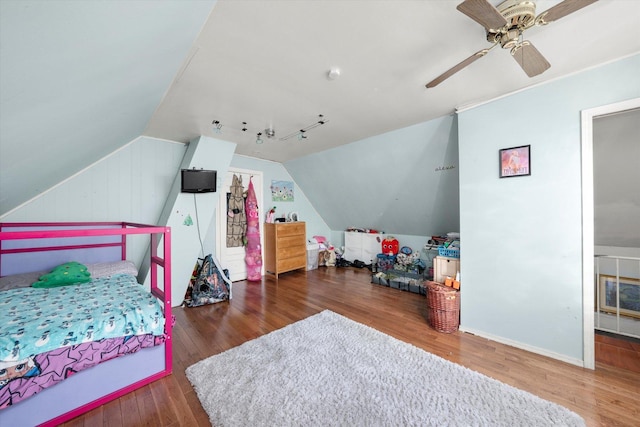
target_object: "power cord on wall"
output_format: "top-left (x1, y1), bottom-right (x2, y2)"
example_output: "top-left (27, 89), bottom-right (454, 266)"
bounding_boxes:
top-left (192, 193), bottom-right (233, 292)
top-left (193, 193), bottom-right (205, 259)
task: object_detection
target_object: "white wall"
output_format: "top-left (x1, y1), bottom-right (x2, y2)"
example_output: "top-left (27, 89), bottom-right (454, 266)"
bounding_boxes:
top-left (593, 108), bottom-right (640, 248)
top-left (458, 54), bottom-right (640, 364)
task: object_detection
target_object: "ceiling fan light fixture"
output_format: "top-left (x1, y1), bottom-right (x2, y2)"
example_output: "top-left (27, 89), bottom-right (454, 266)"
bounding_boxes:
top-left (496, 0), bottom-right (536, 29)
top-left (427, 0), bottom-right (597, 88)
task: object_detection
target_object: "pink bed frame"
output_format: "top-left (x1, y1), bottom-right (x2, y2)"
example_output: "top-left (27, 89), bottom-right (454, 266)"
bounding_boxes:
top-left (0, 221), bottom-right (172, 426)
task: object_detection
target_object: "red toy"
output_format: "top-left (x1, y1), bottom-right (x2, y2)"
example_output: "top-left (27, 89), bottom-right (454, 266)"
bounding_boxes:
top-left (381, 237), bottom-right (399, 255)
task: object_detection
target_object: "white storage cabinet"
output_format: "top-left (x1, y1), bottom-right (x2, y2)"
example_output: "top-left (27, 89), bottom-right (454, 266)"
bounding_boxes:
top-left (343, 232), bottom-right (384, 264)
top-left (433, 256), bottom-right (460, 283)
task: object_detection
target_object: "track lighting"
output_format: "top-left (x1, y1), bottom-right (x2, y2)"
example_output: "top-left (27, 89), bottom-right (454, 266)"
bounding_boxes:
top-left (211, 115), bottom-right (327, 144)
top-left (280, 114), bottom-right (328, 141)
top-left (265, 127), bottom-right (276, 139)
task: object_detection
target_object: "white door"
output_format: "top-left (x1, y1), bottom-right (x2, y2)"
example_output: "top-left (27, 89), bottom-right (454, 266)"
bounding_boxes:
top-left (216, 168), bottom-right (263, 281)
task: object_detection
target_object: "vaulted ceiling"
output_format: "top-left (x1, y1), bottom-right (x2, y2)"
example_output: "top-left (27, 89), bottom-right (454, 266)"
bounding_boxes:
top-left (2, 0), bottom-right (640, 216)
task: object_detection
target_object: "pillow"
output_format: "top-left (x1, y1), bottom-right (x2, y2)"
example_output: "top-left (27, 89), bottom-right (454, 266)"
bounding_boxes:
top-left (0, 271), bottom-right (46, 292)
top-left (87, 260), bottom-right (138, 278)
top-left (32, 261), bottom-right (91, 288)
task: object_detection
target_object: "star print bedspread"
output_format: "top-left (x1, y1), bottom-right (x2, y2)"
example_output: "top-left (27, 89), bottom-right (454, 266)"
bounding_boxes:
top-left (0, 334), bottom-right (164, 408)
top-left (0, 274), bottom-right (165, 362)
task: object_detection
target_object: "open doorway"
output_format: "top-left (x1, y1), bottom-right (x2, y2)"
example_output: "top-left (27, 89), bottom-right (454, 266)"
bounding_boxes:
top-left (215, 168), bottom-right (264, 282)
top-left (581, 97), bottom-right (640, 370)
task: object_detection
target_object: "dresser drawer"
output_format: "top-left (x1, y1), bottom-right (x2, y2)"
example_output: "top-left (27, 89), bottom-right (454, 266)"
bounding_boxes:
top-left (278, 234), bottom-right (306, 249)
top-left (277, 254), bottom-right (306, 272)
top-left (279, 244), bottom-right (305, 259)
top-left (276, 222), bottom-right (305, 237)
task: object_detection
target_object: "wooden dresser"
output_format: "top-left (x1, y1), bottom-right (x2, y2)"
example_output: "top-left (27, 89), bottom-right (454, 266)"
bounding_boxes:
top-left (264, 221), bottom-right (306, 278)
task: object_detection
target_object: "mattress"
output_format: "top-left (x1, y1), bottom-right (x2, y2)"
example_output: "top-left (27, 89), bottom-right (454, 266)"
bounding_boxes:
top-left (0, 272), bottom-right (166, 409)
top-left (0, 273), bottom-right (165, 362)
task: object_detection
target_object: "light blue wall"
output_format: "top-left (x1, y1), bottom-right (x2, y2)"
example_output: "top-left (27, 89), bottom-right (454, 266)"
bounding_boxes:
top-left (285, 115), bottom-right (460, 244)
top-left (458, 54), bottom-right (640, 362)
top-left (203, 154), bottom-right (332, 255)
top-left (0, 0), bottom-right (216, 216)
top-left (0, 136), bottom-right (187, 267)
top-left (152, 136), bottom-right (235, 306)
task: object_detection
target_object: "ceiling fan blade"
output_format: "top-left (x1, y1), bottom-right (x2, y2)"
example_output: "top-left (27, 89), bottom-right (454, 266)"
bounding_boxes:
top-left (457, 0), bottom-right (507, 30)
top-left (512, 42), bottom-right (550, 77)
top-left (426, 46), bottom-right (494, 88)
top-left (538, 0), bottom-right (598, 24)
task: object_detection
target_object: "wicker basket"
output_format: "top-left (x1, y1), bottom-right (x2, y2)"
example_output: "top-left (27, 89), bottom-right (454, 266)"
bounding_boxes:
top-left (427, 281), bottom-right (460, 333)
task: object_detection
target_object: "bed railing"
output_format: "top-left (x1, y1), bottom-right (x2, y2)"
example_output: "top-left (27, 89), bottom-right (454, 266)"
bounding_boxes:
top-left (0, 221), bottom-right (173, 370)
top-left (0, 221), bottom-right (173, 426)
top-left (594, 254), bottom-right (640, 340)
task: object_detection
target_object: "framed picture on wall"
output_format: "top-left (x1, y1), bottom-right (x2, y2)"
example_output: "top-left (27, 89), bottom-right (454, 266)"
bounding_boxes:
top-left (271, 180), bottom-right (294, 202)
top-left (499, 145), bottom-right (531, 178)
top-left (598, 275), bottom-right (640, 319)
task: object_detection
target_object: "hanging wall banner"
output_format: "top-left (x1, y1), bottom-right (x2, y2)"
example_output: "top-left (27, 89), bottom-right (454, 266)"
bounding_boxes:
top-left (245, 177), bottom-right (262, 281)
top-left (271, 180), bottom-right (294, 201)
top-left (227, 174), bottom-right (246, 247)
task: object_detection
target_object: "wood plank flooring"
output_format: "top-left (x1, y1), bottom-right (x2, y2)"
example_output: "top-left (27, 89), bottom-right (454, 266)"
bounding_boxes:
top-left (596, 331), bottom-right (640, 374)
top-left (63, 267), bottom-right (640, 426)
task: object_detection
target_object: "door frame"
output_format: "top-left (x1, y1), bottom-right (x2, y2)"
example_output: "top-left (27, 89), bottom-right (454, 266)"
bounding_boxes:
top-left (215, 167), bottom-right (264, 280)
top-left (580, 97), bottom-right (640, 369)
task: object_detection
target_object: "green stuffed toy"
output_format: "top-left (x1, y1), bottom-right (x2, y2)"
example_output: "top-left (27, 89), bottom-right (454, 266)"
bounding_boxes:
top-left (32, 261), bottom-right (91, 288)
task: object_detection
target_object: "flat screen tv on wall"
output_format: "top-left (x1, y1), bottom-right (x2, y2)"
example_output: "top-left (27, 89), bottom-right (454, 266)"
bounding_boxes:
top-left (181, 169), bottom-right (217, 193)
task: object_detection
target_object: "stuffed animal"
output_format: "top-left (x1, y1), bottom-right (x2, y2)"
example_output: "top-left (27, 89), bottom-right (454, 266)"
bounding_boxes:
top-left (32, 261), bottom-right (91, 288)
top-left (381, 237), bottom-right (399, 255)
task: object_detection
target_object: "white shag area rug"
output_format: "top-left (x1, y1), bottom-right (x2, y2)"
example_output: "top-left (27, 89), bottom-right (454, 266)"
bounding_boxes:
top-left (186, 310), bottom-right (585, 427)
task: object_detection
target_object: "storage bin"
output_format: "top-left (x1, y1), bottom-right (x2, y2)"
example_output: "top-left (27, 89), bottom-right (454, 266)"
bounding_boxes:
top-left (427, 281), bottom-right (460, 333)
top-left (433, 256), bottom-right (460, 284)
top-left (306, 243), bottom-right (319, 270)
top-left (371, 273), bottom-right (389, 286)
top-left (376, 253), bottom-right (395, 271)
top-left (384, 269), bottom-right (424, 294)
top-left (408, 282), bottom-right (425, 294)
top-left (437, 245), bottom-right (460, 258)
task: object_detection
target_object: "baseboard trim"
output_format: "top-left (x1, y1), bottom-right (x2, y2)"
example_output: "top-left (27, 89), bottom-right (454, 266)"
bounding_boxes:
top-left (458, 326), bottom-right (584, 368)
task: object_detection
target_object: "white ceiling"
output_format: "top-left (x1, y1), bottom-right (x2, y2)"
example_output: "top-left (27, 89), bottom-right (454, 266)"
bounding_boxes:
top-left (145, 0), bottom-right (640, 163)
top-left (2, 0), bottom-right (639, 217)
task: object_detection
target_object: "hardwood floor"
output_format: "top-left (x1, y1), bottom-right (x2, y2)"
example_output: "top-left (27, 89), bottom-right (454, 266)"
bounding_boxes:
top-left (63, 267), bottom-right (640, 426)
top-left (596, 331), bottom-right (640, 374)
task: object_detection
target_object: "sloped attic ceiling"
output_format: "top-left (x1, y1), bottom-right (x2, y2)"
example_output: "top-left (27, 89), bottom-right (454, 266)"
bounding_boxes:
top-left (0, 0), bottom-right (216, 216)
top-left (144, 0), bottom-right (640, 163)
top-left (2, 0), bottom-right (640, 219)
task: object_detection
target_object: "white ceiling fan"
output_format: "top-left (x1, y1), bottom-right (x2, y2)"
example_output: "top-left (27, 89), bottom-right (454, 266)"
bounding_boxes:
top-left (426, 0), bottom-right (599, 88)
